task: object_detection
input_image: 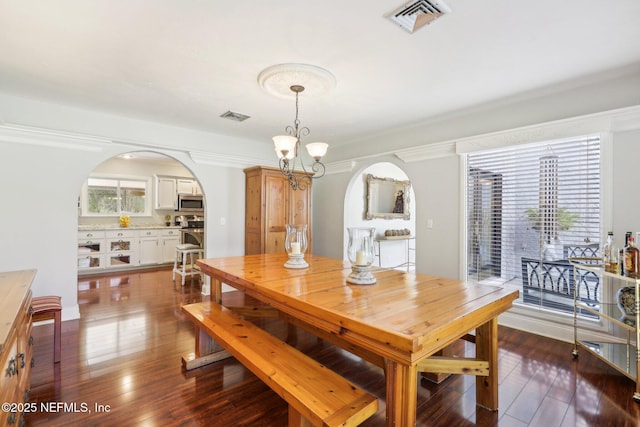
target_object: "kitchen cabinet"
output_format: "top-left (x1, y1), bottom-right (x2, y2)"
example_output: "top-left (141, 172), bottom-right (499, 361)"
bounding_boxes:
top-left (160, 229), bottom-right (181, 263)
top-left (177, 178), bottom-right (202, 195)
top-left (138, 229), bottom-right (159, 265)
top-left (78, 227), bottom-right (183, 274)
top-left (571, 261), bottom-right (640, 402)
top-left (156, 176), bottom-right (177, 210)
top-left (0, 270), bottom-right (34, 427)
top-left (106, 229), bottom-right (138, 268)
top-left (244, 166), bottom-right (311, 255)
top-left (77, 230), bottom-right (106, 271)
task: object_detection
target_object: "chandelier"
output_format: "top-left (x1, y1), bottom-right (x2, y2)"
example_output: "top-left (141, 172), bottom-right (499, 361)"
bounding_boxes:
top-left (258, 63), bottom-right (335, 191)
top-left (272, 85), bottom-right (328, 190)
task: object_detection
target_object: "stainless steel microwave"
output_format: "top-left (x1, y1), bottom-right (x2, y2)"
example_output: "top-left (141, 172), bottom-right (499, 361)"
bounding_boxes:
top-left (177, 195), bottom-right (204, 212)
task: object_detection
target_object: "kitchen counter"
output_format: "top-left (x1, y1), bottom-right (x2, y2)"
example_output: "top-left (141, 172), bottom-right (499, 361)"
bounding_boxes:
top-left (78, 224), bottom-right (182, 231)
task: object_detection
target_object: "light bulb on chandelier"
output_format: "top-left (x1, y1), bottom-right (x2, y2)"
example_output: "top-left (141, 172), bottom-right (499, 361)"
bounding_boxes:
top-left (272, 84), bottom-right (328, 190)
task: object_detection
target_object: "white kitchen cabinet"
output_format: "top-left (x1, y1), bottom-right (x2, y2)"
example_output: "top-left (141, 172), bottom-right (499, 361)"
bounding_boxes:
top-left (106, 229), bottom-right (138, 268)
top-left (138, 229), bottom-right (159, 265)
top-left (177, 178), bottom-right (201, 195)
top-left (160, 229), bottom-right (181, 263)
top-left (78, 230), bottom-right (106, 271)
top-left (78, 227), bottom-right (183, 274)
top-left (156, 176), bottom-right (177, 210)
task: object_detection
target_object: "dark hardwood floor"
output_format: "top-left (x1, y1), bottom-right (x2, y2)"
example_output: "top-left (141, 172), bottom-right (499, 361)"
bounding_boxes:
top-left (26, 268), bottom-right (639, 426)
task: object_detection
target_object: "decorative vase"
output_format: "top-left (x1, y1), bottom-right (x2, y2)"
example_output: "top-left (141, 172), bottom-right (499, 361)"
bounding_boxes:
top-left (284, 224), bottom-right (308, 269)
top-left (616, 286), bottom-right (637, 319)
top-left (346, 227), bottom-right (376, 285)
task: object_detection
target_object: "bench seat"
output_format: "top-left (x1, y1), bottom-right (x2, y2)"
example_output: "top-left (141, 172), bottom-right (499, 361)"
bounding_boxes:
top-left (182, 301), bottom-right (378, 427)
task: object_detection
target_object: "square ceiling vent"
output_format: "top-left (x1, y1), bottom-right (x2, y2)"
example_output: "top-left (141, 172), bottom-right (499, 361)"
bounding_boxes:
top-left (386, 0), bottom-right (452, 33)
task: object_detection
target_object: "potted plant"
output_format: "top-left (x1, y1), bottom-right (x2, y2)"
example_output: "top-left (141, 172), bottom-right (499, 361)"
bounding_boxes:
top-left (164, 214), bottom-right (172, 227)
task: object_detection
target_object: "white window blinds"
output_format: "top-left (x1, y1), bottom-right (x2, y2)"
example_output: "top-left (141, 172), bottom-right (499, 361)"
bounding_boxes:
top-left (465, 136), bottom-right (601, 289)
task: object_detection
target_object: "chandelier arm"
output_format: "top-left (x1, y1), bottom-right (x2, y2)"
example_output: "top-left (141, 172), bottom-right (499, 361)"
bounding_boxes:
top-left (311, 161), bottom-right (326, 179)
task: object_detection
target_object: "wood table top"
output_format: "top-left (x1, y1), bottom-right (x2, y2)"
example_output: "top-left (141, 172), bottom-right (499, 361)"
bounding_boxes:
top-left (198, 254), bottom-right (518, 364)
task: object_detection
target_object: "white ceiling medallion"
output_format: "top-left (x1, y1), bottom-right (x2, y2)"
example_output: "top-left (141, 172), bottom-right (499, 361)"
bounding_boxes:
top-left (257, 63), bottom-right (336, 99)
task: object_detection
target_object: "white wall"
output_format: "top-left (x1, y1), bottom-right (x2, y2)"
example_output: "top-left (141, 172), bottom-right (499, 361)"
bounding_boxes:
top-left (314, 69), bottom-right (640, 282)
top-left (0, 94), bottom-right (269, 320)
top-left (1, 67), bottom-right (639, 334)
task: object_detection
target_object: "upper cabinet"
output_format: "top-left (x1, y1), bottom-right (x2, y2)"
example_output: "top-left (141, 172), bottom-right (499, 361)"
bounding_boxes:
top-left (244, 166), bottom-right (311, 255)
top-left (177, 178), bottom-right (202, 195)
top-left (156, 176), bottom-right (202, 210)
top-left (156, 176), bottom-right (177, 210)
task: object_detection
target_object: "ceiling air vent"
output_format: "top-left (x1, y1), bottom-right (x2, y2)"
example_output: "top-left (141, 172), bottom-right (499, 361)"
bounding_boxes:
top-left (220, 110), bottom-right (250, 122)
top-left (386, 0), bottom-right (452, 33)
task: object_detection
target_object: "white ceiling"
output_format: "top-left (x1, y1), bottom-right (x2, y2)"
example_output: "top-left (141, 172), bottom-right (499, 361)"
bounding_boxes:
top-left (1, 1), bottom-right (639, 149)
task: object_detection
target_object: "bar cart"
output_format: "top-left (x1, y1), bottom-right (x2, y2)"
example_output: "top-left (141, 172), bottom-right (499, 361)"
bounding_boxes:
top-left (570, 259), bottom-right (640, 402)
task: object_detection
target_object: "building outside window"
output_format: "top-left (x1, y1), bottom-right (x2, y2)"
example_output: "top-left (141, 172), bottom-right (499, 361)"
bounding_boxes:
top-left (464, 136), bottom-right (601, 317)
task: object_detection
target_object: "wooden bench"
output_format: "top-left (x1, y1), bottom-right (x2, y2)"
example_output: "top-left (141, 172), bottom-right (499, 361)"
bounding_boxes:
top-left (182, 301), bottom-right (378, 427)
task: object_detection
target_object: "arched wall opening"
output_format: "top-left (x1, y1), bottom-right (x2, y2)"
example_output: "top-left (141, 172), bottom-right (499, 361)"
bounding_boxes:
top-left (76, 150), bottom-right (206, 277)
top-left (343, 161), bottom-right (416, 270)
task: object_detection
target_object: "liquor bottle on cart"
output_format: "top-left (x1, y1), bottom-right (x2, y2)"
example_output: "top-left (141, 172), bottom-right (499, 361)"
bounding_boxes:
top-left (603, 231), bottom-right (619, 274)
top-left (623, 234), bottom-right (639, 278)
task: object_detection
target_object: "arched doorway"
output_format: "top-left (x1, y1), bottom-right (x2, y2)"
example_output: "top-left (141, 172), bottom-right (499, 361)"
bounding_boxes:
top-left (77, 151), bottom-right (205, 276)
top-left (343, 161), bottom-right (416, 271)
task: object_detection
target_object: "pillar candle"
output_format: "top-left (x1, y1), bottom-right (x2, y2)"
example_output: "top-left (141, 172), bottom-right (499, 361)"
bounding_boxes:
top-left (291, 242), bottom-right (301, 255)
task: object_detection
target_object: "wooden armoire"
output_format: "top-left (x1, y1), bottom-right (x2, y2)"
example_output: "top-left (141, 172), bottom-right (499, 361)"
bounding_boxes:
top-left (244, 166), bottom-right (312, 255)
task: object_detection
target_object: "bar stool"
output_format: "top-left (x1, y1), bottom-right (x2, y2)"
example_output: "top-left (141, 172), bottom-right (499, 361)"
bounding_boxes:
top-left (31, 296), bottom-right (62, 363)
top-left (173, 244), bottom-right (204, 286)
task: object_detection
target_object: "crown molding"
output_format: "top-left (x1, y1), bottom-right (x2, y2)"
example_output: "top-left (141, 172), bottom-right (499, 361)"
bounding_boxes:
top-left (456, 105), bottom-right (640, 154)
top-left (0, 123), bottom-right (109, 151)
top-left (393, 141), bottom-right (457, 163)
top-left (189, 151), bottom-right (277, 169)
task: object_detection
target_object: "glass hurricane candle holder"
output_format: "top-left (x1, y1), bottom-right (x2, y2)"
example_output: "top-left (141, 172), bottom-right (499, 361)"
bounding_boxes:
top-left (346, 227), bottom-right (376, 285)
top-left (284, 224), bottom-right (309, 269)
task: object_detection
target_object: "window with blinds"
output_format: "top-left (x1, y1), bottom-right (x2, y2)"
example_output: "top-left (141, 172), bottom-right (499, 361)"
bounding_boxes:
top-left (465, 136), bottom-right (601, 314)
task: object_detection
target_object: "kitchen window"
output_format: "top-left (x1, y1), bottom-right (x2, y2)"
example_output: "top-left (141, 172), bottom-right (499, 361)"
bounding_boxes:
top-left (82, 176), bottom-right (150, 216)
top-left (462, 135), bottom-right (602, 317)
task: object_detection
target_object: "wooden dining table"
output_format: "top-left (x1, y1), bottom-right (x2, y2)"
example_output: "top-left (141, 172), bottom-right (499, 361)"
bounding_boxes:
top-left (191, 253), bottom-right (518, 427)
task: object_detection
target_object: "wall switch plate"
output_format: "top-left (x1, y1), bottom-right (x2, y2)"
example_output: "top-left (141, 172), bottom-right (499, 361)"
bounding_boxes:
top-left (427, 219), bottom-right (433, 229)
top-left (220, 217), bottom-right (226, 226)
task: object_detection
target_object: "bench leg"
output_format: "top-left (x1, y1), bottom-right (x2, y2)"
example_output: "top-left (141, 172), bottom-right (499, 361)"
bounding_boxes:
top-left (54, 310), bottom-right (61, 363)
top-left (181, 325), bottom-right (232, 370)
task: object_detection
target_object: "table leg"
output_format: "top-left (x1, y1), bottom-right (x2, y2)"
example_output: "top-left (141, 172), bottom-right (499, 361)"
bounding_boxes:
top-left (475, 317), bottom-right (498, 410)
top-left (213, 277), bottom-right (222, 303)
top-left (385, 360), bottom-right (418, 426)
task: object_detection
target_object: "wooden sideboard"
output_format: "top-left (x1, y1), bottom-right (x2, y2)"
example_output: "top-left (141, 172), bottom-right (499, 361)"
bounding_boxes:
top-left (244, 166), bottom-right (312, 255)
top-left (0, 270), bottom-right (35, 426)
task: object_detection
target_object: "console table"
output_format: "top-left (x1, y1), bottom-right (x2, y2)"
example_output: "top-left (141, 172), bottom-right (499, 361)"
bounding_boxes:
top-left (375, 235), bottom-right (415, 272)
